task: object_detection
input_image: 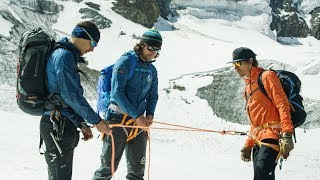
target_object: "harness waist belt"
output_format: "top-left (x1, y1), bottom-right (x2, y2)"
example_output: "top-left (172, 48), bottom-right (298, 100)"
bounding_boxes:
top-left (251, 121), bottom-right (281, 135)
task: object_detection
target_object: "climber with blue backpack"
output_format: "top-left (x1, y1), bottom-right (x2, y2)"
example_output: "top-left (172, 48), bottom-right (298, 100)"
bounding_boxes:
top-left (228, 47), bottom-right (306, 180)
top-left (33, 21), bottom-right (112, 180)
top-left (93, 28), bottom-right (162, 180)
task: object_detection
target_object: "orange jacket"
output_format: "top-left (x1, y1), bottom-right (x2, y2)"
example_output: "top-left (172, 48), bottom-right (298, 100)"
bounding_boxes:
top-left (244, 67), bottom-right (294, 147)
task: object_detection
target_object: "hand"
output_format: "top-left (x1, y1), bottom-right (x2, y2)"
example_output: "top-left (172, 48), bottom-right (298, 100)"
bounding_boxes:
top-left (146, 115), bottom-right (154, 126)
top-left (240, 146), bottom-right (252, 162)
top-left (95, 119), bottom-right (112, 135)
top-left (279, 132), bottom-right (294, 159)
top-left (135, 115), bottom-right (149, 128)
top-left (80, 126), bottom-right (93, 141)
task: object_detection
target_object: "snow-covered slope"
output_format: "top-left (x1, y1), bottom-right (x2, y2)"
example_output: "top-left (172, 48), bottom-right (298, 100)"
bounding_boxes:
top-left (0, 0), bottom-right (320, 179)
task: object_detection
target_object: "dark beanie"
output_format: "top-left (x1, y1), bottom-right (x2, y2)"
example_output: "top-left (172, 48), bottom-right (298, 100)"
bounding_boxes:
top-left (140, 27), bottom-right (162, 49)
top-left (71, 25), bottom-right (100, 43)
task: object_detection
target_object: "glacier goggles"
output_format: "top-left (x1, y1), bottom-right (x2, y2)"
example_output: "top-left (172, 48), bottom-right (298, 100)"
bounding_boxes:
top-left (145, 45), bottom-right (161, 54)
top-left (82, 28), bottom-right (98, 48)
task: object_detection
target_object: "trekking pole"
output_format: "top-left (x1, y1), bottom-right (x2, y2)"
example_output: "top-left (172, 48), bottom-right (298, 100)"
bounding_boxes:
top-left (50, 132), bottom-right (63, 156)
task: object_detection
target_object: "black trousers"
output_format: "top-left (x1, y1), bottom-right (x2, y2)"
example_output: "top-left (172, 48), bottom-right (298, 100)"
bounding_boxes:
top-left (93, 113), bottom-right (147, 180)
top-left (252, 139), bottom-right (279, 180)
top-left (40, 115), bottom-right (80, 180)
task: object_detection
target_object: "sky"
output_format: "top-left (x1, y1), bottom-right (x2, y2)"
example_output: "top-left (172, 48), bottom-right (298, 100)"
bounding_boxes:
top-left (0, 0), bottom-right (320, 179)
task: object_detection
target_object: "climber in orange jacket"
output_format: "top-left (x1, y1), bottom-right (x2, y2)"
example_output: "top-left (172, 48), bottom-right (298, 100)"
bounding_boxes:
top-left (229, 47), bottom-right (294, 180)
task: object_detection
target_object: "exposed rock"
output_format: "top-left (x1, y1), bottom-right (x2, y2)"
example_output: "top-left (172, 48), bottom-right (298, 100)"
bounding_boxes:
top-left (85, 2), bottom-right (101, 11)
top-left (132, 33), bottom-right (140, 40)
top-left (197, 68), bottom-right (246, 125)
top-left (310, 7), bottom-right (320, 40)
top-left (119, 31), bottom-right (126, 35)
top-left (156, 0), bottom-right (177, 19)
top-left (78, 63), bottom-right (100, 101)
top-left (79, 8), bottom-right (112, 29)
top-left (270, 0), bottom-right (309, 38)
top-left (38, 0), bottom-right (62, 14)
top-left (112, 0), bottom-right (160, 28)
top-left (302, 98), bottom-right (320, 129)
top-left (0, 0), bottom-right (62, 87)
top-left (0, 40), bottom-right (16, 87)
top-left (172, 84), bottom-right (186, 91)
top-left (60, 0), bottom-right (83, 2)
top-left (9, 0), bottom-right (63, 14)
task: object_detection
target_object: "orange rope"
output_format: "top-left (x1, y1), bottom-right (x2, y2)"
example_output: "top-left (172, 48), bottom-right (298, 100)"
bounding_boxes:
top-left (152, 120), bottom-right (244, 135)
top-left (110, 133), bottom-right (115, 179)
top-left (110, 123), bottom-right (245, 135)
top-left (107, 120), bottom-right (247, 180)
top-left (147, 130), bottom-right (151, 180)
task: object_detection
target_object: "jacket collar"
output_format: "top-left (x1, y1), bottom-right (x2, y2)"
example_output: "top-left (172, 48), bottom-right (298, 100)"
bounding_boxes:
top-left (57, 37), bottom-right (85, 63)
top-left (134, 51), bottom-right (156, 64)
top-left (244, 66), bottom-right (264, 84)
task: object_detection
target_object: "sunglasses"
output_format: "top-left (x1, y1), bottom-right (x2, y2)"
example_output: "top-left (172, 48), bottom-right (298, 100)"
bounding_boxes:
top-left (233, 61), bottom-right (242, 67)
top-left (145, 45), bottom-right (161, 54)
top-left (82, 28), bottom-right (98, 48)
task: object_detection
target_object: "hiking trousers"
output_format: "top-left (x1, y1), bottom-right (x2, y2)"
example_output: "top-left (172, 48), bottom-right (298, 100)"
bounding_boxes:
top-left (92, 112), bottom-right (147, 180)
top-left (40, 115), bottom-right (80, 180)
top-left (252, 139), bottom-right (279, 180)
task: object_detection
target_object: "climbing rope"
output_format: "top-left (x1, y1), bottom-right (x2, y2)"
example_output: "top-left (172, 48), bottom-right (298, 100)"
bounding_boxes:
top-left (106, 120), bottom-right (248, 180)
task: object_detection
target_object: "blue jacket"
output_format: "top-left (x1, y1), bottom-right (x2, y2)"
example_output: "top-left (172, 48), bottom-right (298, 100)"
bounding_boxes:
top-left (45, 37), bottom-right (100, 127)
top-left (110, 51), bottom-right (158, 119)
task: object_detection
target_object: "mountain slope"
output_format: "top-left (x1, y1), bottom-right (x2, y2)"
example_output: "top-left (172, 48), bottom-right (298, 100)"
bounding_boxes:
top-left (0, 0), bottom-right (319, 179)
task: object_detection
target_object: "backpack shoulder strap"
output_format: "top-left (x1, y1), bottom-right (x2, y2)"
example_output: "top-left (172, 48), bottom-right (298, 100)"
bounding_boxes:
top-left (53, 43), bottom-right (77, 57)
top-left (258, 70), bottom-right (271, 100)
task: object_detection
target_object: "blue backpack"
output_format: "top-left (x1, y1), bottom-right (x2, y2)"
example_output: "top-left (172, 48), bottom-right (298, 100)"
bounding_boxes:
top-left (96, 51), bottom-right (137, 113)
top-left (258, 69), bottom-right (307, 128)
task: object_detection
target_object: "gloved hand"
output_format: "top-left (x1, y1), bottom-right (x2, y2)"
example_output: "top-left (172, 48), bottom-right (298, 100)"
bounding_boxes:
top-left (279, 132), bottom-right (294, 158)
top-left (240, 146), bottom-right (252, 162)
top-left (80, 126), bottom-right (93, 141)
top-left (96, 119), bottom-right (112, 135)
top-left (146, 114), bottom-right (154, 127)
top-left (136, 115), bottom-right (149, 128)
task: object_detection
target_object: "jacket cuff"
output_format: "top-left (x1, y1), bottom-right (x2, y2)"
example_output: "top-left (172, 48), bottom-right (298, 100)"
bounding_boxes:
top-left (146, 112), bottom-right (154, 117)
top-left (79, 122), bottom-right (90, 128)
top-left (90, 114), bottom-right (101, 125)
top-left (245, 138), bottom-right (255, 148)
top-left (134, 114), bottom-right (142, 120)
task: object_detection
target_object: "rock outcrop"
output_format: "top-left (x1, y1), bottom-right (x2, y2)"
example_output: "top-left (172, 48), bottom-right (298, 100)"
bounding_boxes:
top-left (269, 0), bottom-right (309, 38)
top-left (112, 0), bottom-right (160, 28)
top-left (310, 7), bottom-right (320, 40)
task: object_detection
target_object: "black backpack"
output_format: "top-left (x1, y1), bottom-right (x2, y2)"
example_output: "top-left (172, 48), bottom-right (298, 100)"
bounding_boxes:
top-left (258, 69), bottom-right (307, 128)
top-left (16, 28), bottom-right (56, 116)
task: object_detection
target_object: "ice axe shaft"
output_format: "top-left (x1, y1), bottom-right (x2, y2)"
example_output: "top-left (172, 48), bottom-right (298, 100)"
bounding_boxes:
top-left (50, 132), bottom-right (63, 156)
